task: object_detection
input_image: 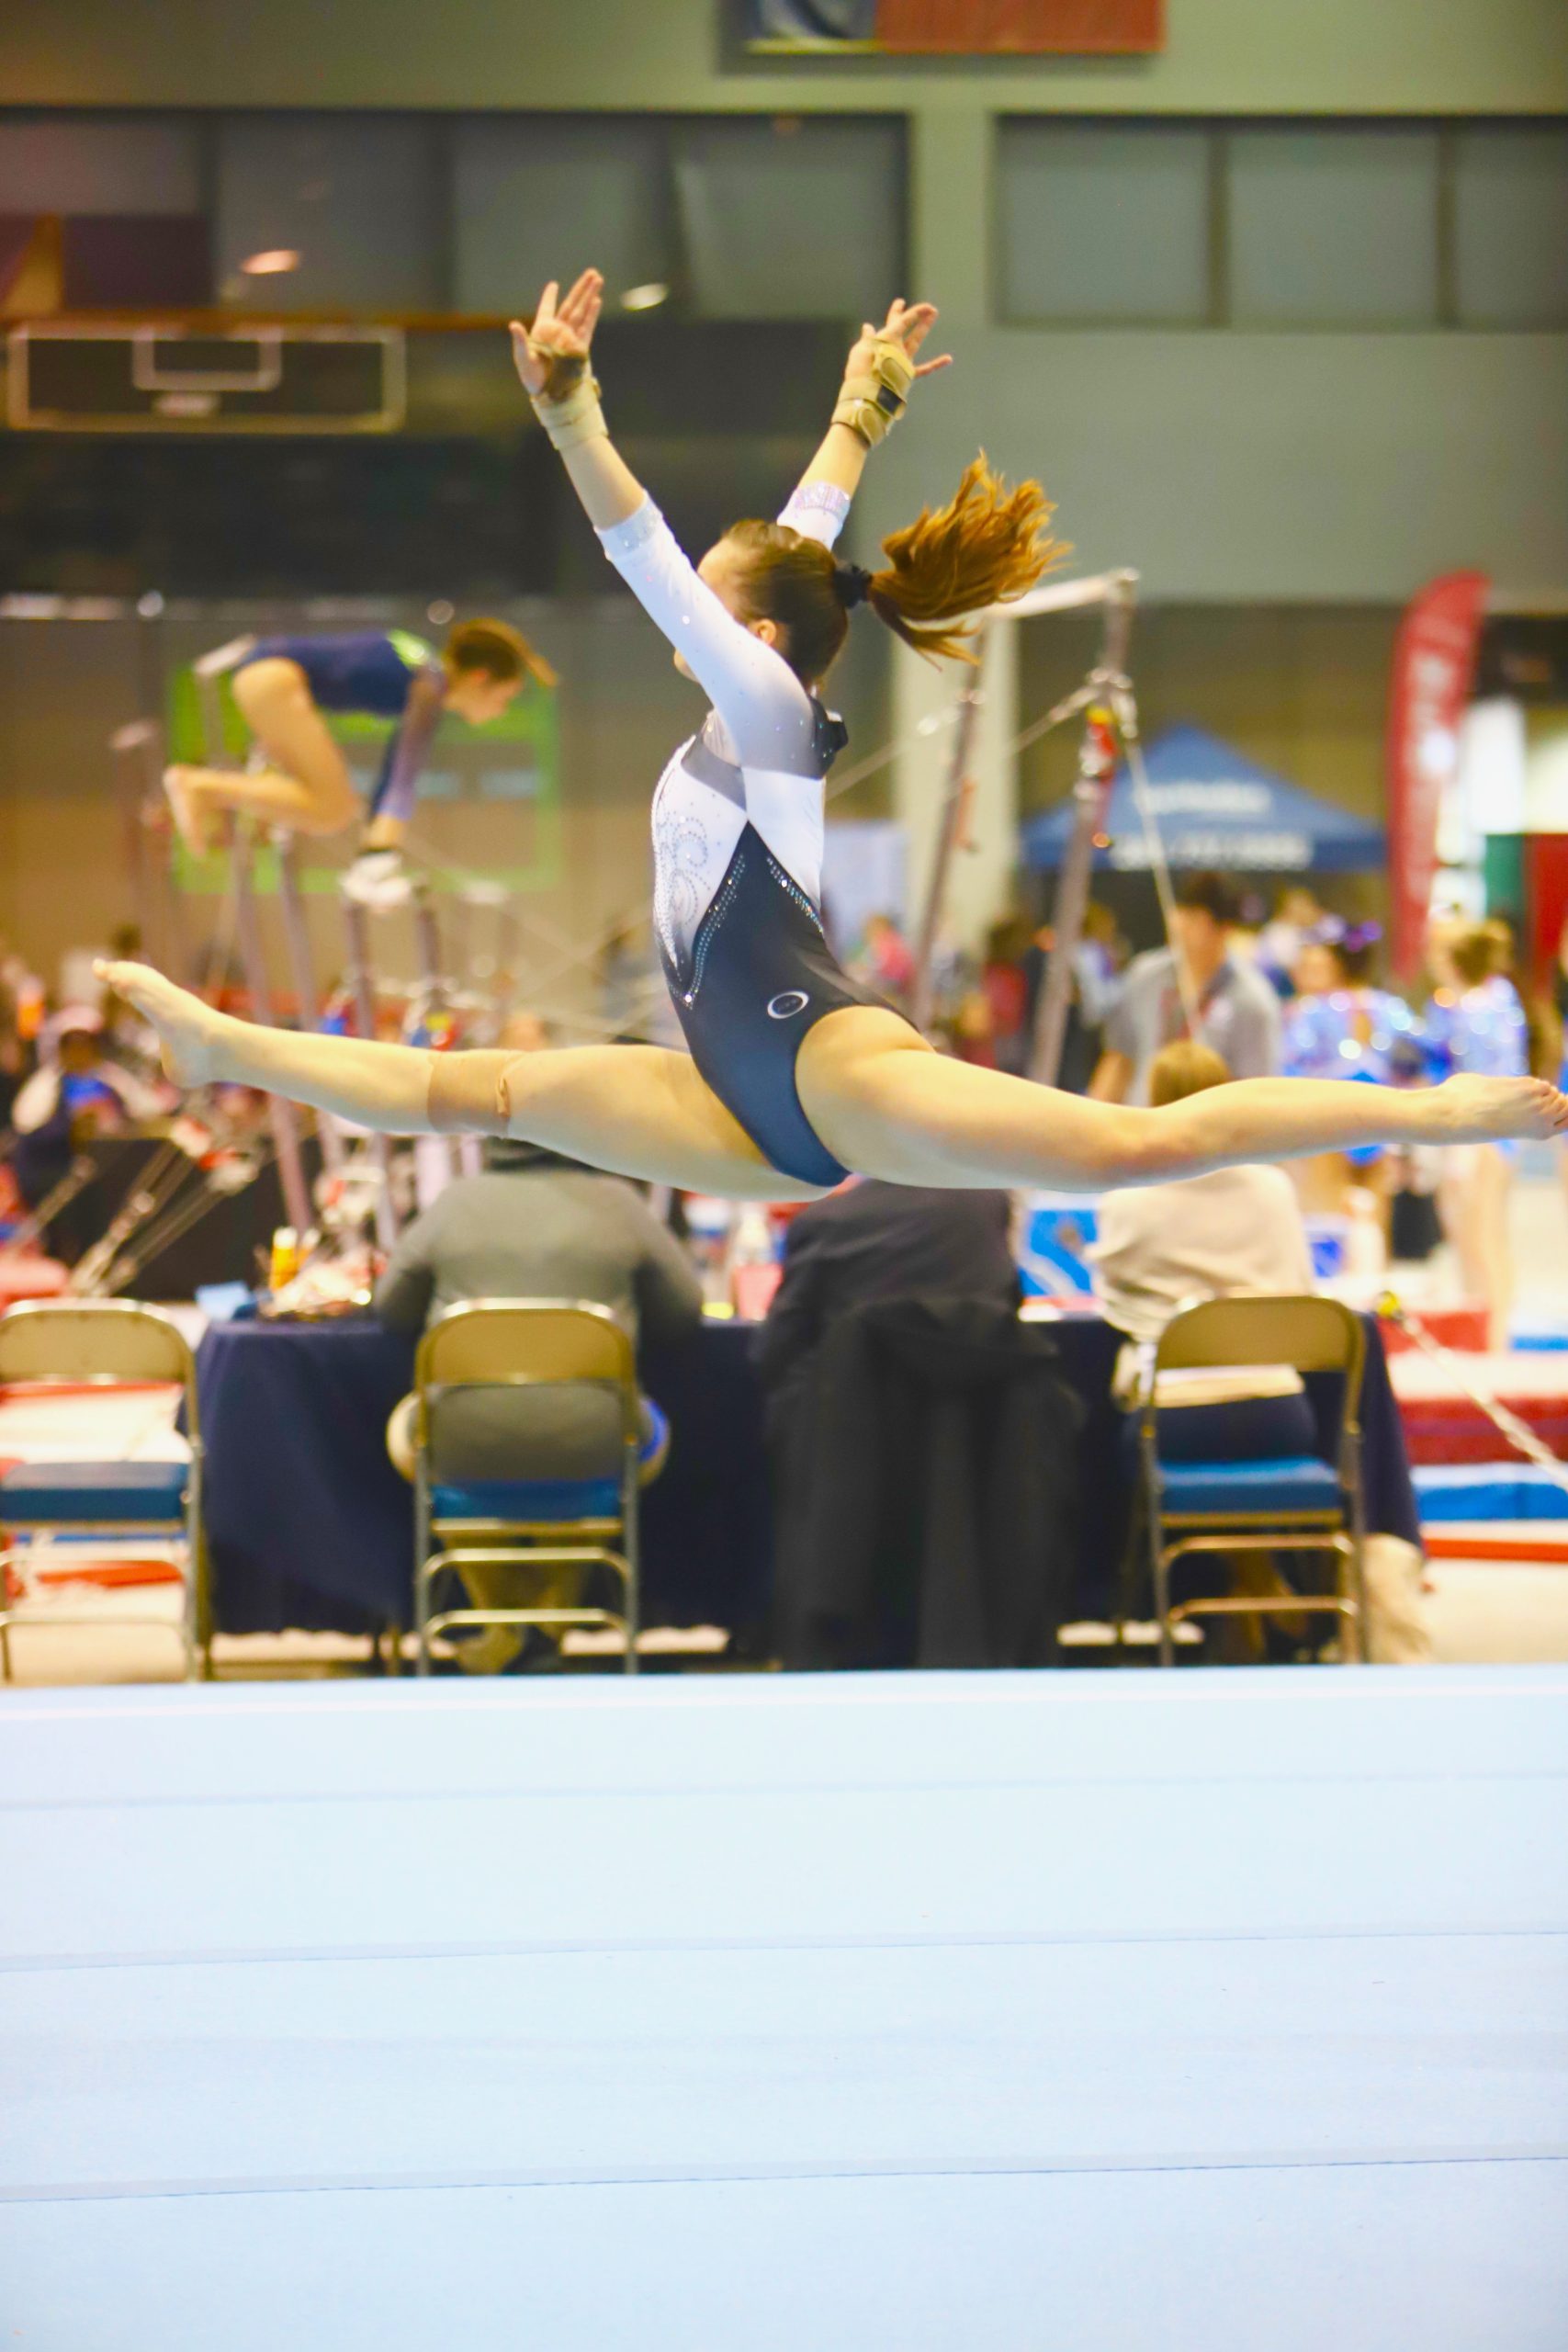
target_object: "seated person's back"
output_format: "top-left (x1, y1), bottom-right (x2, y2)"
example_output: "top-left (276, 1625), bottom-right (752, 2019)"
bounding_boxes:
top-left (376, 1137), bottom-right (702, 1477)
top-left (756, 1178), bottom-right (1019, 1412)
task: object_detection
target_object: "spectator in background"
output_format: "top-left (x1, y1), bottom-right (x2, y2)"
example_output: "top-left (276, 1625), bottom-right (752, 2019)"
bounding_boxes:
top-left (1089, 1041), bottom-right (1316, 1380)
top-left (1089, 1039), bottom-right (1429, 1663)
top-left (1092, 1039), bottom-right (1320, 1663)
top-left (9, 1007), bottom-right (165, 1232)
top-left (851, 911), bottom-right (916, 1011)
top-left (1018, 904), bottom-right (1125, 1094)
top-left (1090, 871), bottom-right (1281, 1104)
top-left (978, 916), bottom-right (1033, 1077)
top-left (1428, 919), bottom-right (1529, 1351)
top-left (1257, 884), bottom-right (1329, 999)
top-left (1282, 917), bottom-right (1427, 1228)
top-left (376, 1136), bottom-right (703, 1671)
top-left (757, 1177), bottom-right (1053, 1668)
top-left (0, 964), bottom-right (24, 1135)
top-left (0, 943), bottom-right (43, 1135)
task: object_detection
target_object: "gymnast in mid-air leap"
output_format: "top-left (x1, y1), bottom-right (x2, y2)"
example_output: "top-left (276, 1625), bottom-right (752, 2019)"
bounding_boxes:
top-left (103, 270), bottom-right (1568, 1193)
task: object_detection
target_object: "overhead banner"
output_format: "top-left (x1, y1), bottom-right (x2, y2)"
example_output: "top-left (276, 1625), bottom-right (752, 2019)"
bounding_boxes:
top-left (1384, 570), bottom-right (1489, 982)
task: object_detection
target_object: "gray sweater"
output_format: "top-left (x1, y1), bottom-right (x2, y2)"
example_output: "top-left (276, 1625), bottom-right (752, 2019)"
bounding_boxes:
top-left (376, 1167), bottom-right (703, 1480)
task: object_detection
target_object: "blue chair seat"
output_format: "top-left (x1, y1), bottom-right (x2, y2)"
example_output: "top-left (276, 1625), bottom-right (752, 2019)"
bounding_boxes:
top-left (0, 1459), bottom-right (190, 1524)
top-left (432, 1402), bottom-right (667, 1527)
top-left (433, 1475), bottom-right (623, 1523)
top-left (1157, 1454), bottom-right (1343, 1518)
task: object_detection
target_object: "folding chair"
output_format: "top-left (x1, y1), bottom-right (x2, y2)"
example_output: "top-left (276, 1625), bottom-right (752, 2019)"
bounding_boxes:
top-left (412, 1300), bottom-right (648, 1676)
top-left (0, 1300), bottom-right (207, 1680)
top-left (1140, 1295), bottom-right (1369, 1668)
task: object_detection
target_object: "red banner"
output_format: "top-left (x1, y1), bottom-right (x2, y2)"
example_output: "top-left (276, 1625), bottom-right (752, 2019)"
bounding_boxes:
top-left (1384, 571), bottom-right (1489, 983)
top-left (878, 1), bottom-right (1163, 50)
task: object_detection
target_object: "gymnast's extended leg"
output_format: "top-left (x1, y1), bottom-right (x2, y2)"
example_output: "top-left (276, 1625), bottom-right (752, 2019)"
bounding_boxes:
top-left (106, 961), bottom-right (1566, 1206)
top-left (164, 661), bottom-right (361, 854)
top-left (94, 960), bottom-right (828, 1202)
top-left (795, 1008), bottom-right (1568, 1191)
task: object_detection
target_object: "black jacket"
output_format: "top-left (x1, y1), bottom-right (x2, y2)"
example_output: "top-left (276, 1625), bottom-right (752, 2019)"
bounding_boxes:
top-left (771, 1294), bottom-right (1083, 1672)
top-left (755, 1180), bottom-right (1020, 1419)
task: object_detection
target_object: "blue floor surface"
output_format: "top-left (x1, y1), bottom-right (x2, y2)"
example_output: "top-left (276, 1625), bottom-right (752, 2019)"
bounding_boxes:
top-left (2, 1666), bottom-right (1566, 2348)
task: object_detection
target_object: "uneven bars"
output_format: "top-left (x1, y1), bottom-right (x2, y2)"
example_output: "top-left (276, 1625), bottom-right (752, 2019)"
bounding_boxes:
top-left (987, 568), bottom-right (1138, 624)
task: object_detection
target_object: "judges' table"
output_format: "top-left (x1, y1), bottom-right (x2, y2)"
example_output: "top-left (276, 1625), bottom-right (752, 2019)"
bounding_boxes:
top-left (194, 1315), bottom-right (774, 1640)
top-left (193, 1312), bottom-right (1417, 1640)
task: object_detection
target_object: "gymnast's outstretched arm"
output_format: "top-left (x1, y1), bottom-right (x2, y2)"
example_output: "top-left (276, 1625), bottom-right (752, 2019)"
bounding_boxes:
top-left (509, 271), bottom-right (643, 531)
top-left (787, 297), bottom-right (952, 521)
top-left (511, 270), bottom-right (821, 768)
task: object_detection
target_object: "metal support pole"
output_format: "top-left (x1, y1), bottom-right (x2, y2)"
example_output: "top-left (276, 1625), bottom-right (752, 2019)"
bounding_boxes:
top-left (341, 898), bottom-right (400, 1249)
top-left (1028, 700), bottom-right (1121, 1087)
top-left (272, 831), bottom-right (345, 1178)
top-left (1110, 684), bottom-right (1200, 1037)
top-left (411, 889), bottom-right (448, 1021)
top-left (110, 719), bottom-right (192, 981)
top-left (909, 650), bottom-right (986, 1036)
top-left (1027, 577), bottom-right (1146, 1087)
top-left (228, 826), bottom-right (313, 1238)
top-left (407, 888), bottom-right (464, 1178)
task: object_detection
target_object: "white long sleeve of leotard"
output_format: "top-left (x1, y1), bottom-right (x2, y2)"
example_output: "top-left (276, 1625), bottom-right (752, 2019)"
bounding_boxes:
top-left (597, 484), bottom-right (852, 971)
top-left (597, 499), bottom-right (817, 771)
top-left (596, 484), bottom-right (850, 763)
top-left (775, 480), bottom-right (852, 549)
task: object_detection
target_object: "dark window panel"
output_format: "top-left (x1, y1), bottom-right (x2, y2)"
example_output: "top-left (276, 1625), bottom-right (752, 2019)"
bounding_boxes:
top-left (997, 119), bottom-right (1210, 323)
top-left (61, 216), bottom-right (212, 311)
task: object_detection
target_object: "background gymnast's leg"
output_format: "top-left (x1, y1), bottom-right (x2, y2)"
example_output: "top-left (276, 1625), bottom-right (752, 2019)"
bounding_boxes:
top-left (795, 1008), bottom-right (1568, 1192)
top-left (164, 661), bottom-right (361, 854)
top-left (95, 961), bottom-right (829, 1202)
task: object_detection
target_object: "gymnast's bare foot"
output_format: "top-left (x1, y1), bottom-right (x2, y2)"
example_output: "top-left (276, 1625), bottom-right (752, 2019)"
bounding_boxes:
top-left (1433, 1073), bottom-right (1568, 1144)
top-left (93, 960), bottom-right (222, 1091)
top-left (163, 765), bottom-right (215, 858)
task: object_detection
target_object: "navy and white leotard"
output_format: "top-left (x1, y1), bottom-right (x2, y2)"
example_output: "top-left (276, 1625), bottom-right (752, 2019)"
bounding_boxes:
top-left (237, 630), bottom-right (446, 828)
top-left (598, 483), bottom-right (894, 1187)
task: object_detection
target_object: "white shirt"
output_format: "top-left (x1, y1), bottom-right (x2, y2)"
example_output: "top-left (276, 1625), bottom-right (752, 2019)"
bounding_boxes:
top-left (1089, 1163), bottom-right (1316, 1348)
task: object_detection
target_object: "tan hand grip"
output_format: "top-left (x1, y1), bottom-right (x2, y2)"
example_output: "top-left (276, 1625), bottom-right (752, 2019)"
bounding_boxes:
top-left (830, 335), bottom-right (916, 449)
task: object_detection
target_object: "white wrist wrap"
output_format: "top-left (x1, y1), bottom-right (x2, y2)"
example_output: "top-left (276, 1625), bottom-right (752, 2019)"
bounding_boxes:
top-left (527, 347), bottom-right (608, 452)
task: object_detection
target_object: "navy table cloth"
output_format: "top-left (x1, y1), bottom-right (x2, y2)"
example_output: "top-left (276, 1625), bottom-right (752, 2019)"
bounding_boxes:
top-left (193, 1311), bottom-right (1417, 1639)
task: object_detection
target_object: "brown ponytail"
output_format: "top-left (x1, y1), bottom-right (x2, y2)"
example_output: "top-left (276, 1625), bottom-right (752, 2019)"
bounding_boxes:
top-left (863, 454), bottom-right (1064, 665)
top-left (728, 454), bottom-right (1063, 684)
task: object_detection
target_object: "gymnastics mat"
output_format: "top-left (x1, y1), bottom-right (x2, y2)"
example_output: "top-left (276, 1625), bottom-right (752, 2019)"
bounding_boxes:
top-left (2, 1668), bottom-right (1565, 2349)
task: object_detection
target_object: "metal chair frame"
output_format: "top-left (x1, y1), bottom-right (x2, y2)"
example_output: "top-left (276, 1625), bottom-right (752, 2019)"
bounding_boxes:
top-left (0, 1299), bottom-right (208, 1681)
top-left (412, 1300), bottom-right (642, 1677)
top-left (1139, 1295), bottom-right (1369, 1669)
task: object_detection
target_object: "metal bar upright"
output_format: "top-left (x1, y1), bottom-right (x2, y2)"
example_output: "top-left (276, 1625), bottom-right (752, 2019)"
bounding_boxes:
top-left (110, 718), bottom-right (192, 980)
top-left (1028, 578), bottom-right (1138, 1087)
top-left (272, 832), bottom-right (345, 1177)
top-left (909, 654), bottom-right (986, 1037)
top-left (227, 826), bottom-right (313, 1238)
top-left (341, 897), bottom-right (400, 1248)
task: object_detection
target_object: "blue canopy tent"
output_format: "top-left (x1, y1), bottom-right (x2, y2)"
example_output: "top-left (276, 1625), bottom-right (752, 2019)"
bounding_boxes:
top-left (1020, 724), bottom-right (1386, 875)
